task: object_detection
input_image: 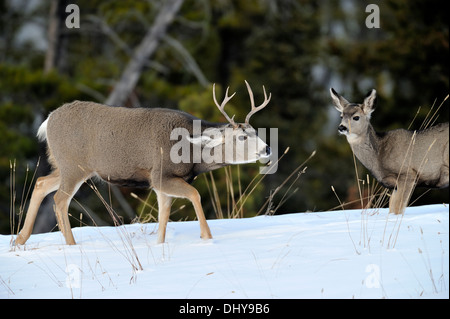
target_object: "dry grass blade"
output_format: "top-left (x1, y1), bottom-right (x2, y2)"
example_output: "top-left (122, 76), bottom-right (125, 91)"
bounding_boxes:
top-left (257, 150), bottom-right (316, 216)
top-left (420, 94), bottom-right (448, 130)
top-left (86, 179), bottom-right (143, 271)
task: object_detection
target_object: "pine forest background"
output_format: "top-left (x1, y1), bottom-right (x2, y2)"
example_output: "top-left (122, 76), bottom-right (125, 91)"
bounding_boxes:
top-left (0, 0), bottom-right (448, 235)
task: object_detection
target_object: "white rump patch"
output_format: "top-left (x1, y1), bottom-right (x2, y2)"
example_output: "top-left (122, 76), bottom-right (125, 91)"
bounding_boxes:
top-left (37, 118), bottom-right (49, 142)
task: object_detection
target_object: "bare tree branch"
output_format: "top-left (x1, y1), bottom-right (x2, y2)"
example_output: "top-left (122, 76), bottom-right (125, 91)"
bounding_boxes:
top-left (85, 15), bottom-right (169, 75)
top-left (164, 35), bottom-right (209, 87)
top-left (105, 0), bottom-right (184, 106)
top-left (85, 15), bottom-right (134, 56)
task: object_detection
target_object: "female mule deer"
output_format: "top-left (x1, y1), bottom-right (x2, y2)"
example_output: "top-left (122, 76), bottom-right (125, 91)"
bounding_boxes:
top-left (330, 88), bottom-right (449, 214)
top-left (15, 81), bottom-right (272, 245)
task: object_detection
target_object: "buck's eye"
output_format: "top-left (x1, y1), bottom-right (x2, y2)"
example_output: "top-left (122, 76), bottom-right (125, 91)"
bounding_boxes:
top-left (238, 135), bottom-right (248, 141)
top-left (353, 116), bottom-right (360, 121)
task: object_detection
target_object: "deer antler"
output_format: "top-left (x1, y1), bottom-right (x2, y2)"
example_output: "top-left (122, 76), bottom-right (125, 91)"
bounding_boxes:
top-left (244, 80), bottom-right (271, 124)
top-left (213, 83), bottom-right (237, 127)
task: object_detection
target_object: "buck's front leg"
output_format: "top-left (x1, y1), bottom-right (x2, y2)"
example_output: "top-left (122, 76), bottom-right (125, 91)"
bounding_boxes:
top-left (154, 176), bottom-right (212, 241)
top-left (155, 190), bottom-right (173, 244)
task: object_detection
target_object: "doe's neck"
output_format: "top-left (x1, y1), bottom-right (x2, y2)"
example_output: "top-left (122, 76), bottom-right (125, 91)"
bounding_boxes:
top-left (349, 125), bottom-right (383, 177)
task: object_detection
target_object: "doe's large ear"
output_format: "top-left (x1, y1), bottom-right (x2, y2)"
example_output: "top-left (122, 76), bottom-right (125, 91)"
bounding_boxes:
top-left (362, 89), bottom-right (377, 118)
top-left (330, 88), bottom-right (348, 112)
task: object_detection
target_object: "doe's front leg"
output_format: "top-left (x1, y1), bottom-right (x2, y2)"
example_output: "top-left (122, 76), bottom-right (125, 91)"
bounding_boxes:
top-left (389, 177), bottom-right (416, 215)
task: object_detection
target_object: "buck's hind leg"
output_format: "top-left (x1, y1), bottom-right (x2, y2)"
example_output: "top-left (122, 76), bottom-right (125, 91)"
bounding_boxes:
top-left (53, 172), bottom-right (89, 245)
top-left (15, 170), bottom-right (61, 245)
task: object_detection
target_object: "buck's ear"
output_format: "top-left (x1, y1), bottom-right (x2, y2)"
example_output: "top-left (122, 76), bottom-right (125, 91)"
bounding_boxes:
top-left (330, 88), bottom-right (348, 112)
top-left (362, 89), bottom-right (377, 117)
top-left (187, 135), bottom-right (223, 148)
top-left (187, 135), bottom-right (211, 146)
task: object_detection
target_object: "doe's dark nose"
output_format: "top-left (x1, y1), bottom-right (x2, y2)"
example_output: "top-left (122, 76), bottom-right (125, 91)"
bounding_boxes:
top-left (338, 125), bottom-right (347, 132)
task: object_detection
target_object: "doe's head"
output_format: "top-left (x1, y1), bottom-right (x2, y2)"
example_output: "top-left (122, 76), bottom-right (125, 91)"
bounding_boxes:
top-left (330, 88), bottom-right (377, 143)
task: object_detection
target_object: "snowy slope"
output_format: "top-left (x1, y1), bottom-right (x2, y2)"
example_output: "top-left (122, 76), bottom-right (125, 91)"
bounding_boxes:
top-left (0, 204), bottom-right (448, 299)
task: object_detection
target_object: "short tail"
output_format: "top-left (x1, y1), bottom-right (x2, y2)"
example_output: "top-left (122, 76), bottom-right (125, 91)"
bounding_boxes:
top-left (37, 118), bottom-right (49, 142)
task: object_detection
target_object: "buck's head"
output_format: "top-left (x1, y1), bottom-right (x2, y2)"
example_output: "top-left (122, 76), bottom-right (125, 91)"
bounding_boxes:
top-left (330, 88), bottom-right (377, 144)
top-left (190, 81), bottom-right (271, 164)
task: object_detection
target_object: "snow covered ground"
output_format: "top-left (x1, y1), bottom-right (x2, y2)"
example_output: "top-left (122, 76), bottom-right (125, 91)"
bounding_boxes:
top-left (0, 204), bottom-right (448, 299)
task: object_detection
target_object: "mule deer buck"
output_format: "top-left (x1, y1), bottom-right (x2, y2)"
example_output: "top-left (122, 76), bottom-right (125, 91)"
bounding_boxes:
top-left (330, 88), bottom-right (449, 214)
top-left (15, 81), bottom-right (272, 245)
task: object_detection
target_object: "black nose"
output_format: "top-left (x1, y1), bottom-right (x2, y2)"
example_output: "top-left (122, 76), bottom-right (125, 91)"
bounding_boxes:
top-left (338, 125), bottom-right (347, 132)
top-left (266, 146), bottom-right (271, 155)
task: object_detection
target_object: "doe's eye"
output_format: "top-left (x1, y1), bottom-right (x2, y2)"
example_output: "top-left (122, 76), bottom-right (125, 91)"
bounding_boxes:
top-left (353, 116), bottom-right (360, 121)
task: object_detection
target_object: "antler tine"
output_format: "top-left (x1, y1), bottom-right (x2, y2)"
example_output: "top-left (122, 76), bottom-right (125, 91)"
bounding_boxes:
top-left (213, 83), bottom-right (237, 126)
top-left (244, 80), bottom-right (271, 124)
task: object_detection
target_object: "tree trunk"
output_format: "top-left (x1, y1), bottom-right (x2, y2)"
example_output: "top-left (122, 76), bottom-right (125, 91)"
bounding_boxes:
top-left (44, 0), bottom-right (68, 74)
